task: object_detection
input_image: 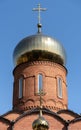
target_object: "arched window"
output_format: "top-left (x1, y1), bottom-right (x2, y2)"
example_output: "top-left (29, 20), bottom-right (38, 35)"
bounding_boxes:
top-left (57, 77), bottom-right (62, 98)
top-left (19, 77), bottom-right (23, 99)
top-left (38, 74), bottom-right (43, 92)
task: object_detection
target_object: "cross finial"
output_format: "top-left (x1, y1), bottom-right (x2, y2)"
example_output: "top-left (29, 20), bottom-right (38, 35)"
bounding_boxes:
top-left (35, 89), bottom-right (46, 116)
top-left (33, 4), bottom-right (47, 24)
top-left (32, 4), bottom-right (47, 33)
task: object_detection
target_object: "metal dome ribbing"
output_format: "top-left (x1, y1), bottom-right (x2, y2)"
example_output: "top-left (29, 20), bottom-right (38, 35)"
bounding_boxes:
top-left (13, 33), bottom-right (66, 66)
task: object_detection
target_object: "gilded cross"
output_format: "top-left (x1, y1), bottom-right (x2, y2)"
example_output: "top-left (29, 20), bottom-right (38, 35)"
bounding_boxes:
top-left (35, 89), bottom-right (46, 116)
top-left (32, 4), bottom-right (47, 24)
top-left (36, 89), bottom-right (46, 107)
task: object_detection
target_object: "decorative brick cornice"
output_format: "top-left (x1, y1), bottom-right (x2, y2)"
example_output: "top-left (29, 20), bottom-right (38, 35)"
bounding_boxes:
top-left (13, 98), bottom-right (67, 112)
top-left (13, 60), bottom-right (67, 75)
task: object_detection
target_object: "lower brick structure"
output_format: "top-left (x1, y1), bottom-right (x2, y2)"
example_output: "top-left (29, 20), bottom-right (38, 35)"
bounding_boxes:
top-left (1, 108), bottom-right (81, 130)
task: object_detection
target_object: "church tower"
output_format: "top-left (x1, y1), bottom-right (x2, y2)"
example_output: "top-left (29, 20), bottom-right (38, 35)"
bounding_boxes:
top-left (13, 4), bottom-right (67, 112)
top-left (1, 4), bottom-right (81, 130)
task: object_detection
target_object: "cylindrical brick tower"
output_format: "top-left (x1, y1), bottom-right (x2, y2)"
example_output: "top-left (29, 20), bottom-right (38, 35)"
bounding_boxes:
top-left (13, 23), bottom-right (67, 112)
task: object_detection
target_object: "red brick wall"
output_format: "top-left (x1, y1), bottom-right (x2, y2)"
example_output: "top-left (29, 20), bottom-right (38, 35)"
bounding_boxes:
top-left (0, 122), bottom-right (9, 130)
top-left (1, 112), bottom-right (81, 130)
top-left (13, 61), bottom-right (67, 112)
top-left (14, 114), bottom-right (65, 130)
top-left (68, 121), bottom-right (81, 130)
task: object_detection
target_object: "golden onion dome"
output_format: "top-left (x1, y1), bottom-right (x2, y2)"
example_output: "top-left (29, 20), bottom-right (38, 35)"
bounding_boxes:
top-left (32, 116), bottom-right (49, 130)
top-left (13, 33), bottom-right (66, 66)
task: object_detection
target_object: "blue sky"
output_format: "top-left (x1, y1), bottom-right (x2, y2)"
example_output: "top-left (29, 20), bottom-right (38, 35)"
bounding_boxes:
top-left (0, 0), bottom-right (81, 115)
